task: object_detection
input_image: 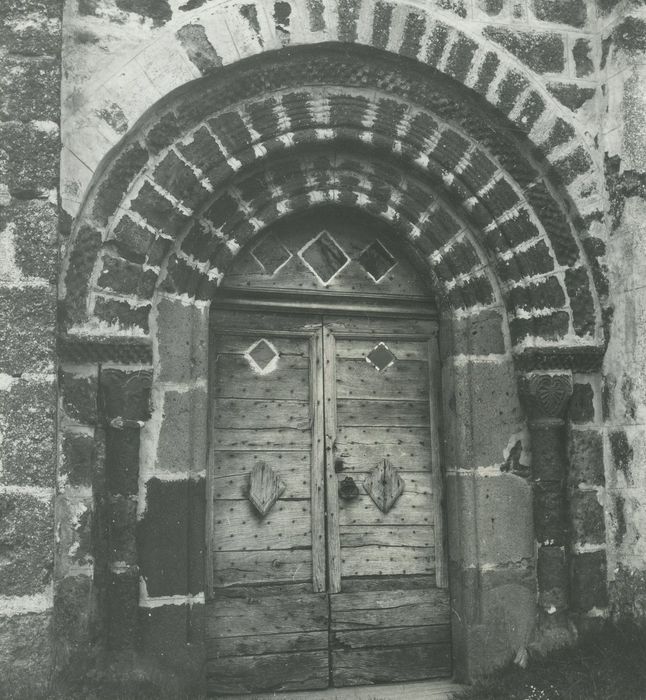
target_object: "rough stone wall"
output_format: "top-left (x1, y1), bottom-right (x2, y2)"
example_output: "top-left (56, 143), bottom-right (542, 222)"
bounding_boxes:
top-left (600, 1), bottom-right (646, 617)
top-left (0, 0), bottom-right (61, 688)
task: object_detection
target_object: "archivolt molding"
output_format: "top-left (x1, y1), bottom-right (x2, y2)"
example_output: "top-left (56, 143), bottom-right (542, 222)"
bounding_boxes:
top-left (61, 44), bottom-right (605, 367)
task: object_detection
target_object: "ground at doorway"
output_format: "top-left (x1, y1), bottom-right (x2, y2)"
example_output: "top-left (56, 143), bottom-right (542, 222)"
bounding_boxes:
top-left (454, 622), bottom-right (646, 700)
top-left (218, 678), bottom-right (464, 700)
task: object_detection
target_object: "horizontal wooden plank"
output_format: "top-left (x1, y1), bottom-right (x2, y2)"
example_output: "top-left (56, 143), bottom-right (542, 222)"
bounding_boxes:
top-left (339, 525), bottom-right (434, 548)
top-left (211, 452), bottom-right (311, 499)
top-left (341, 473), bottom-right (432, 496)
top-left (340, 545), bottom-right (434, 578)
top-left (213, 548), bottom-right (312, 587)
top-left (213, 399), bottom-right (310, 430)
top-left (334, 441), bottom-right (432, 472)
top-left (338, 492), bottom-right (434, 527)
top-left (212, 428), bottom-right (311, 450)
top-left (335, 338), bottom-right (430, 361)
top-left (212, 309), bottom-right (319, 333)
top-left (212, 500), bottom-right (311, 551)
top-left (208, 630), bottom-right (329, 658)
top-left (207, 650), bottom-right (329, 695)
top-left (215, 336), bottom-right (308, 357)
top-left (208, 584), bottom-right (328, 637)
top-left (336, 426), bottom-right (431, 447)
top-left (333, 624), bottom-right (451, 649)
top-left (336, 359), bottom-right (429, 400)
top-left (213, 356), bottom-right (309, 400)
top-left (337, 399), bottom-right (429, 427)
top-left (331, 644), bottom-right (451, 686)
top-left (331, 587), bottom-right (450, 629)
top-left (325, 315), bottom-right (436, 336)
top-left (339, 574), bottom-right (435, 593)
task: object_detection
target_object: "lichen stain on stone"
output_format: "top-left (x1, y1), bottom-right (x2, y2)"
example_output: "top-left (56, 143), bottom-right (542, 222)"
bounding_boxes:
top-left (96, 102), bottom-right (128, 135)
top-left (274, 1), bottom-right (292, 45)
top-left (176, 24), bottom-right (222, 75)
top-left (609, 429), bottom-right (633, 476)
top-left (179, 0), bottom-right (207, 10)
top-left (241, 4), bottom-right (262, 43)
top-left (114, 0), bottom-right (172, 27)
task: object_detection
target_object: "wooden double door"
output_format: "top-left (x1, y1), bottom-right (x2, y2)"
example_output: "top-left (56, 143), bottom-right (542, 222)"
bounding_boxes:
top-left (205, 307), bottom-right (451, 695)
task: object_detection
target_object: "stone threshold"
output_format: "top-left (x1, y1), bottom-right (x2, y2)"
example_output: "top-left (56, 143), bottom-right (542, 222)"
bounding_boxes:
top-left (217, 679), bottom-right (465, 699)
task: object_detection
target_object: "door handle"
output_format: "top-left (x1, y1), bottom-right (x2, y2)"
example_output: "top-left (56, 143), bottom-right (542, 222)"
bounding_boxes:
top-left (338, 476), bottom-right (360, 500)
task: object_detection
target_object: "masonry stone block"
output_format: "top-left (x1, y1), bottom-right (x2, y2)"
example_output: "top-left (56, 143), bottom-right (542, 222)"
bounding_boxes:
top-left (0, 199), bottom-right (58, 281)
top-left (61, 432), bottom-right (97, 488)
top-left (530, 424), bottom-right (567, 481)
top-left (475, 473), bottom-right (534, 565)
top-left (54, 575), bottom-right (93, 656)
top-left (446, 473), bottom-right (478, 569)
top-left (94, 297), bottom-right (151, 333)
top-left (105, 428), bottom-right (140, 497)
top-left (0, 56), bottom-right (60, 123)
top-left (533, 482), bottom-right (567, 545)
top-left (0, 287), bottom-right (56, 374)
top-left (99, 368), bottom-right (152, 423)
top-left (0, 492), bottom-right (53, 596)
top-left (568, 429), bottom-right (604, 486)
top-left (60, 369), bottom-right (98, 425)
top-left (440, 309), bottom-right (506, 359)
top-left (56, 497), bottom-right (93, 573)
top-left (139, 604), bottom-right (189, 656)
top-left (444, 359), bottom-right (523, 469)
top-left (0, 121), bottom-right (58, 195)
top-left (570, 490), bottom-right (605, 545)
top-left (537, 545), bottom-right (568, 611)
top-left (0, 378), bottom-right (55, 487)
top-left (483, 27), bottom-right (565, 74)
top-left (571, 551), bottom-right (608, 612)
top-left (569, 382), bottom-right (595, 423)
top-left (138, 478), bottom-right (190, 596)
top-left (107, 570), bottom-right (139, 650)
top-left (156, 388), bottom-right (207, 474)
top-left (532, 0), bottom-right (587, 27)
top-left (157, 298), bottom-right (208, 384)
top-left (0, 612), bottom-right (52, 692)
top-left (108, 495), bottom-right (137, 566)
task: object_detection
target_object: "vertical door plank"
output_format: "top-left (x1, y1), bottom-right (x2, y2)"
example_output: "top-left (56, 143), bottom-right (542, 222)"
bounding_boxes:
top-left (323, 326), bottom-right (342, 593)
top-left (428, 335), bottom-right (448, 589)
top-left (310, 332), bottom-right (326, 592)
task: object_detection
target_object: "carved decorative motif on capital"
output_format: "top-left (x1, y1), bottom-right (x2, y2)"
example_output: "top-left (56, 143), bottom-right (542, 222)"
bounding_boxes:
top-left (518, 373), bottom-right (573, 422)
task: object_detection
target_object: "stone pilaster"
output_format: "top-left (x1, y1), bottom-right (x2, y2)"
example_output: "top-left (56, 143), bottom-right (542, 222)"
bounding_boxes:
top-left (98, 369), bottom-right (152, 650)
top-left (518, 372), bottom-right (573, 625)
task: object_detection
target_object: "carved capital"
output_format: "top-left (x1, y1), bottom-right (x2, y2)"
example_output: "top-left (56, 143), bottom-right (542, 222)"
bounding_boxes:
top-left (518, 372), bottom-right (573, 423)
top-left (99, 368), bottom-right (153, 424)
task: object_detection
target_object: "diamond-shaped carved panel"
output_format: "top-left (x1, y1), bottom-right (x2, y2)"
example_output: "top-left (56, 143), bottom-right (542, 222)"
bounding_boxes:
top-left (357, 240), bottom-right (396, 282)
top-left (245, 338), bottom-right (279, 374)
top-left (366, 342), bottom-right (396, 372)
top-left (363, 459), bottom-right (405, 514)
top-left (248, 461), bottom-right (286, 516)
top-left (251, 234), bottom-right (292, 275)
top-left (298, 231), bottom-right (350, 284)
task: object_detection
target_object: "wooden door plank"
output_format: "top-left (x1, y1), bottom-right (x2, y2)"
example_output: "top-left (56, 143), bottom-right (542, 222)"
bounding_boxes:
top-left (340, 473), bottom-right (432, 496)
top-left (213, 398), bottom-right (310, 430)
top-left (323, 326), bottom-right (342, 593)
top-left (208, 584), bottom-right (328, 637)
top-left (331, 644), bottom-right (451, 686)
top-left (208, 630), bottom-right (329, 657)
top-left (211, 458), bottom-right (310, 499)
top-left (213, 548), bottom-right (312, 587)
top-left (324, 315), bottom-right (436, 336)
top-left (336, 426), bottom-right (431, 447)
top-left (428, 336), bottom-right (449, 589)
top-left (207, 650), bottom-right (329, 695)
top-left (340, 544), bottom-right (435, 577)
top-left (339, 492), bottom-right (434, 527)
top-left (212, 500), bottom-right (311, 551)
top-left (337, 399), bottom-right (429, 427)
top-left (211, 308), bottom-right (319, 333)
top-left (330, 587), bottom-right (450, 629)
top-left (339, 525), bottom-right (434, 548)
top-left (334, 442), bottom-right (432, 472)
top-left (335, 338), bottom-right (431, 361)
top-left (215, 336), bottom-right (308, 356)
top-left (336, 359), bottom-right (429, 400)
top-left (310, 332), bottom-right (327, 593)
top-left (212, 427), bottom-right (311, 450)
top-left (213, 356), bottom-right (309, 400)
top-left (333, 624), bottom-right (451, 649)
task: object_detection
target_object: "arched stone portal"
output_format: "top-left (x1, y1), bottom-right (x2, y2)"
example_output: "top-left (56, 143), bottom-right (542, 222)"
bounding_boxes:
top-left (58, 43), bottom-right (606, 691)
